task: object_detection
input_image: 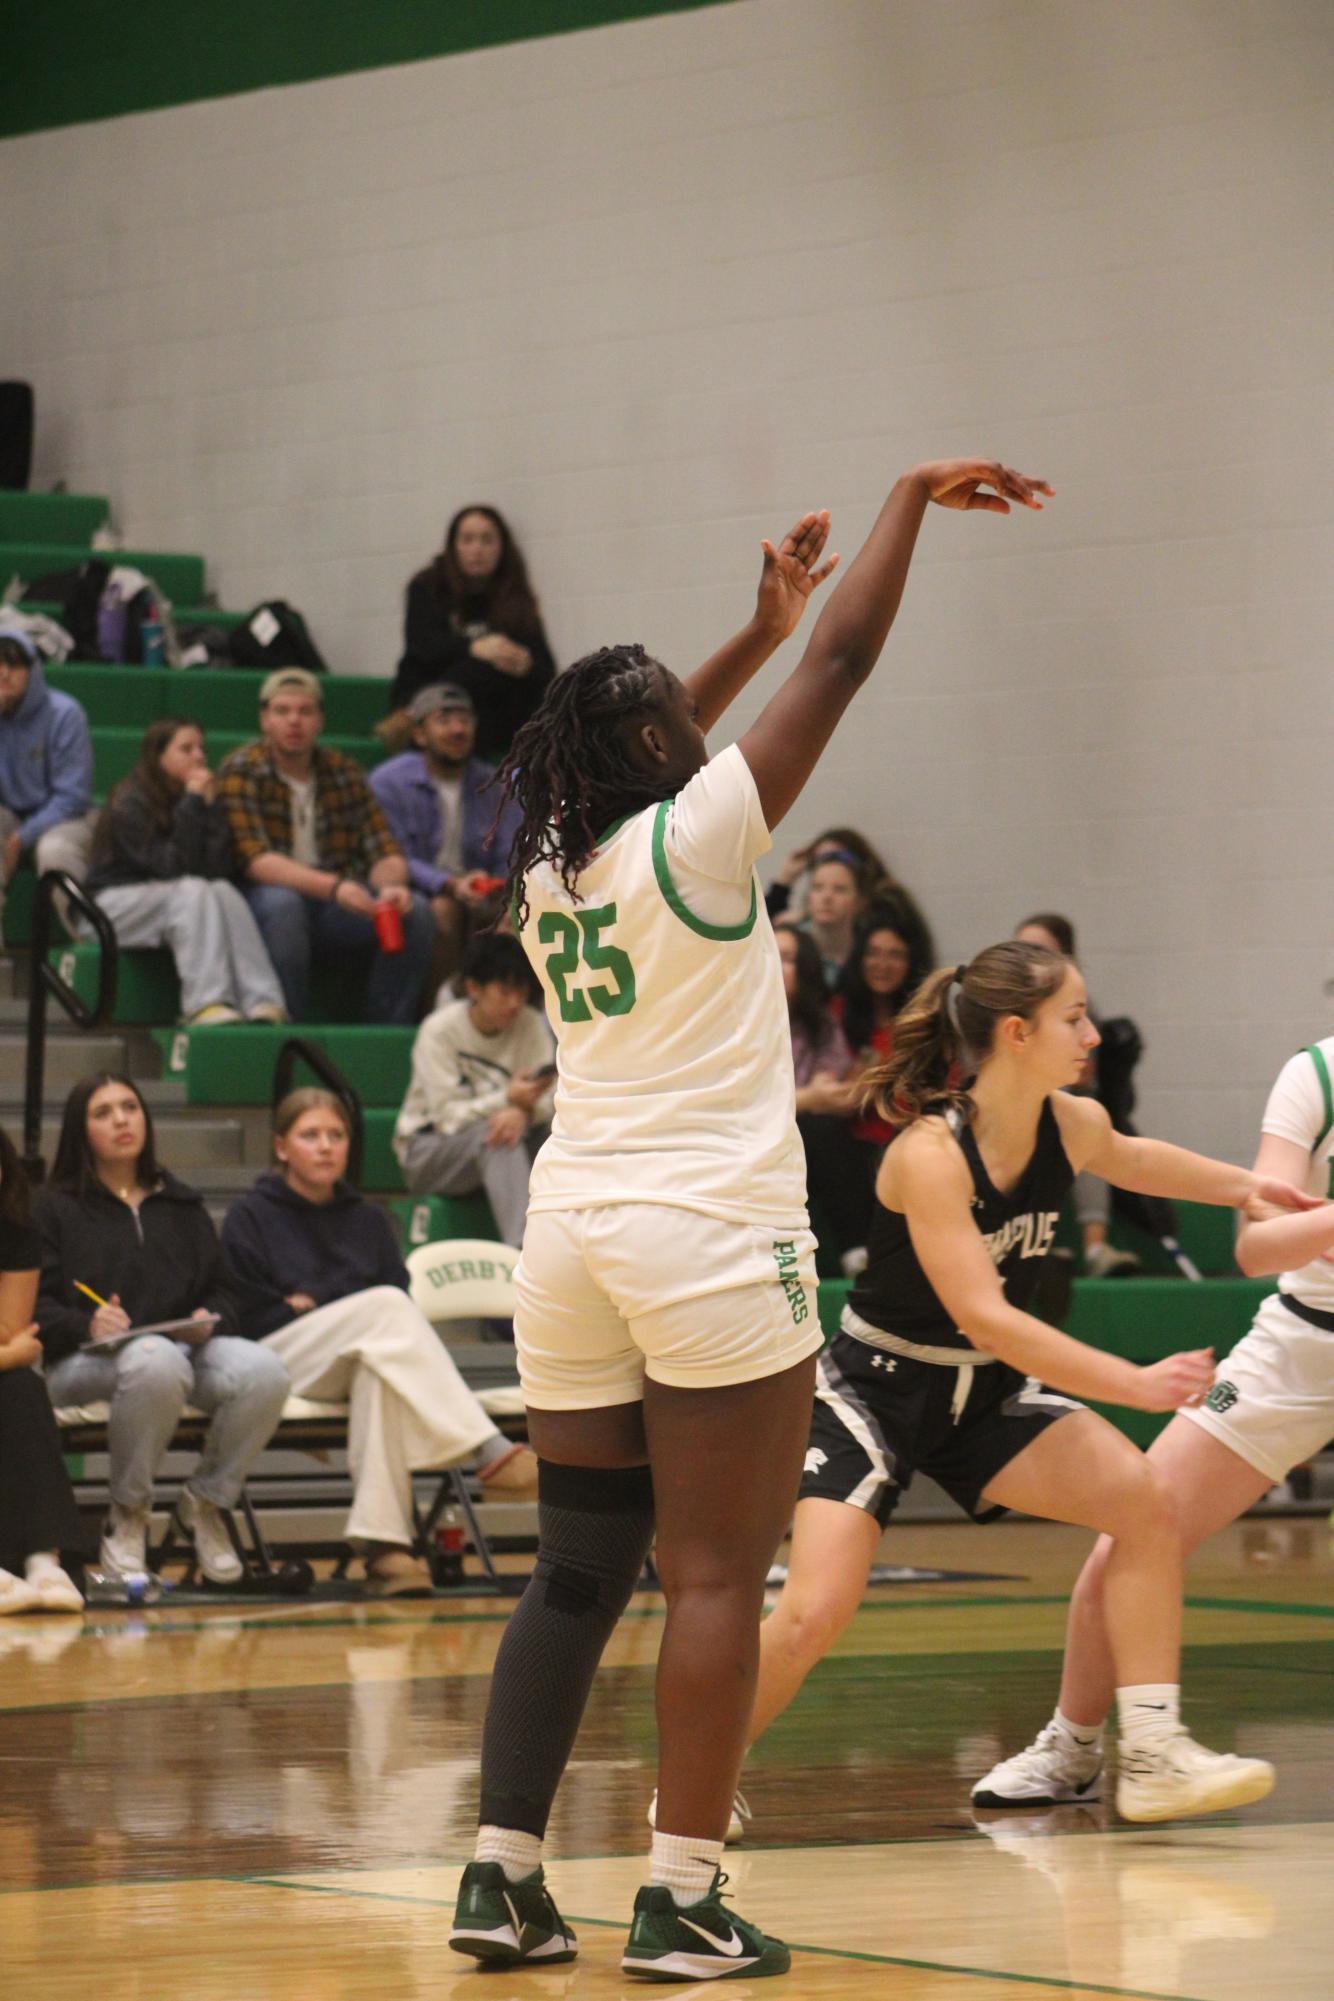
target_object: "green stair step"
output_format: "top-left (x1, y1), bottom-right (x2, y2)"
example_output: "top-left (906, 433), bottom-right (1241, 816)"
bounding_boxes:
top-left (55, 941), bottom-right (384, 1027)
top-left (361, 1109), bottom-right (403, 1191)
top-left (25, 601), bottom-right (248, 633)
top-left (89, 725), bottom-right (385, 792)
top-left (43, 663), bottom-right (388, 737)
top-left (0, 542), bottom-right (205, 602)
top-left (0, 494), bottom-right (110, 545)
top-left (154, 1023), bottom-right (414, 1106)
top-left (387, 1192), bottom-right (500, 1248)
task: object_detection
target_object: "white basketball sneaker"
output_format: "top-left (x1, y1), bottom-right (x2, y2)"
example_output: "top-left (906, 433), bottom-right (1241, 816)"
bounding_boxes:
top-left (972, 1721), bottom-right (1103, 1807)
top-left (647, 1789), bottom-right (751, 1845)
top-left (1116, 1732), bottom-right (1274, 1823)
top-left (177, 1490), bottom-right (244, 1585)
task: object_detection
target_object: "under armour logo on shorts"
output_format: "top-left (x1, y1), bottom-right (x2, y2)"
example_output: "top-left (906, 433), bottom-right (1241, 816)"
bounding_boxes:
top-left (803, 1447), bottom-right (828, 1476)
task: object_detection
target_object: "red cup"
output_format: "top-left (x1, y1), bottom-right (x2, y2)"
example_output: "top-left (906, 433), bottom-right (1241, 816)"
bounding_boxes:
top-left (373, 901), bottom-right (404, 953)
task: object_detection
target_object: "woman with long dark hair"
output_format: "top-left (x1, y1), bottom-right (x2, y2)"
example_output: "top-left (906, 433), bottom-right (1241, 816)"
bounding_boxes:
top-left (741, 939), bottom-right (1314, 1827)
top-left (88, 716), bottom-right (286, 1025)
top-left (389, 506), bottom-right (556, 762)
top-left (446, 463), bottom-right (1050, 1981)
top-left (0, 1127), bottom-right (87, 1613)
top-left (36, 1075), bottom-right (291, 1584)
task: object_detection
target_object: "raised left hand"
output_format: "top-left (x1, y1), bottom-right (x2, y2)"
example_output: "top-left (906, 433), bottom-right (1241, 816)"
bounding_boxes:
top-left (755, 510), bottom-right (840, 640)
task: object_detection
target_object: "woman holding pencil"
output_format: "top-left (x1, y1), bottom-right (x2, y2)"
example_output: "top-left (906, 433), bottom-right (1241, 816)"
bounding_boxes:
top-left (35, 1075), bottom-right (290, 1584)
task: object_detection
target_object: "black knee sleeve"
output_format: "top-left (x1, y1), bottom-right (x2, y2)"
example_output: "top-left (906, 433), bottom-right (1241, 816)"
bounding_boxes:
top-left (478, 1459), bottom-right (655, 1837)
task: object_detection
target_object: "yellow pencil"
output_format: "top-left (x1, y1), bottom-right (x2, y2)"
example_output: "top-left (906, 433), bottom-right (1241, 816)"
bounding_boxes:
top-left (73, 1281), bottom-right (109, 1309)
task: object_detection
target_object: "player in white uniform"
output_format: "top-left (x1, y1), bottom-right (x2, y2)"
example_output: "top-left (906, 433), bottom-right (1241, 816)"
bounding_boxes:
top-left (974, 1036), bottom-right (1334, 1810)
top-left (448, 459), bottom-right (1052, 1982)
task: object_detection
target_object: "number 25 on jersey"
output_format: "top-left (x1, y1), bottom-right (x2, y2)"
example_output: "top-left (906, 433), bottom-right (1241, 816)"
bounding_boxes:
top-left (537, 904), bottom-right (637, 1022)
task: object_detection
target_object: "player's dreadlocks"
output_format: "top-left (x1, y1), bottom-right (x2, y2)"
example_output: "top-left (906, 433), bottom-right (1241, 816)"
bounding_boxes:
top-left (494, 644), bottom-right (674, 929)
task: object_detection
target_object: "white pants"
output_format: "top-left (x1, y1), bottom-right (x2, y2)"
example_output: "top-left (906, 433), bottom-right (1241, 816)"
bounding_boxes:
top-left (95, 876), bottom-right (284, 1019)
top-left (259, 1286), bottom-right (499, 1546)
top-left (0, 807), bottom-right (99, 942)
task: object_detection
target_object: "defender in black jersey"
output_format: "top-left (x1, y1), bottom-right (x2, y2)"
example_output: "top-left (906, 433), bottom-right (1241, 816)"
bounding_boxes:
top-left (741, 940), bottom-right (1314, 1826)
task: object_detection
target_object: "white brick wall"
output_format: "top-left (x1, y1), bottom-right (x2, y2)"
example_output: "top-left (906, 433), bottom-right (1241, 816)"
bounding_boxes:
top-left (4, 0), bottom-right (1331, 1155)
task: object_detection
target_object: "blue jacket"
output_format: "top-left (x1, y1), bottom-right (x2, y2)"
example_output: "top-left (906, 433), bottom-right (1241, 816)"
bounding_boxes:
top-left (0, 659), bottom-right (94, 848)
top-left (220, 1172), bottom-right (410, 1341)
top-left (368, 750), bottom-right (520, 899)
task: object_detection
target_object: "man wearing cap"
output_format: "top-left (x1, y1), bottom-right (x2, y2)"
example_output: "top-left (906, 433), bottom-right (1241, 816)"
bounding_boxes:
top-left (369, 682), bottom-right (521, 981)
top-left (0, 627), bottom-right (98, 944)
top-left (217, 669), bottom-right (433, 1023)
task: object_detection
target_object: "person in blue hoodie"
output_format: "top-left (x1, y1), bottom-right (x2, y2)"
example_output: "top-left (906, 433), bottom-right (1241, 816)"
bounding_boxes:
top-left (0, 628), bottom-right (97, 944)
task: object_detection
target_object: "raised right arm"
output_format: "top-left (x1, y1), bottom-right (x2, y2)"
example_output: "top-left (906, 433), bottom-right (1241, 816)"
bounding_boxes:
top-left (737, 460), bottom-right (1049, 828)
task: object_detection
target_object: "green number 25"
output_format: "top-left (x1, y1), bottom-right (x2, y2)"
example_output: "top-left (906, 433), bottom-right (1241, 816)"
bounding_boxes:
top-left (537, 903), bottom-right (637, 1022)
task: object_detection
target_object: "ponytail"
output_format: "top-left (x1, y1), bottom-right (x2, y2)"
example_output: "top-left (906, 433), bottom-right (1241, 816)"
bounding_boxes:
top-left (862, 939), bottom-right (1071, 1126)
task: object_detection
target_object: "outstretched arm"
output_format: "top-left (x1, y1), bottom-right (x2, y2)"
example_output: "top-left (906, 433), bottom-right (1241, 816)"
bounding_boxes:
top-left (1055, 1093), bottom-right (1321, 1219)
top-left (1234, 1133), bottom-right (1334, 1276)
top-left (738, 460), bottom-right (1050, 828)
top-left (684, 510), bottom-right (839, 735)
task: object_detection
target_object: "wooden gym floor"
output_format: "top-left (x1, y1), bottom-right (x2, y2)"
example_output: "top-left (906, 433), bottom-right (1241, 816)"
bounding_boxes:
top-left (2, 1516), bottom-right (1331, 1999)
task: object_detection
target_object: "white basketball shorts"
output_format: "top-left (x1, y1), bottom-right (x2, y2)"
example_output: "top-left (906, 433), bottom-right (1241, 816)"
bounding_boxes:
top-left (1178, 1291), bottom-right (1334, 1484)
top-left (515, 1205), bottom-right (823, 1408)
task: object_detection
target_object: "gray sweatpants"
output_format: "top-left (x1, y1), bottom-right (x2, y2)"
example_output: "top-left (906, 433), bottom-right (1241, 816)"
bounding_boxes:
top-left (398, 1122), bottom-right (550, 1249)
top-left (95, 877), bottom-right (285, 1019)
top-left (0, 806), bottom-right (99, 942)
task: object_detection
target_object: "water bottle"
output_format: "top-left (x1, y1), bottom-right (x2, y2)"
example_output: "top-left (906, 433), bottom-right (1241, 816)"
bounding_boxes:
top-left (96, 584), bottom-right (127, 663)
top-left (140, 606), bottom-right (165, 665)
top-left (432, 1506), bottom-right (466, 1588)
top-left (83, 1568), bottom-right (167, 1606)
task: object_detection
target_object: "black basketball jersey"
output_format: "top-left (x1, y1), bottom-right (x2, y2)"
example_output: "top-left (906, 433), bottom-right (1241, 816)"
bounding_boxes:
top-left (848, 1097), bottom-right (1074, 1354)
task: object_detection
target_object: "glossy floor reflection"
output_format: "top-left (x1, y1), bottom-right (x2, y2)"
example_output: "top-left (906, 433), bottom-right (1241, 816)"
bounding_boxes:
top-left (2, 1518), bottom-right (1330, 1998)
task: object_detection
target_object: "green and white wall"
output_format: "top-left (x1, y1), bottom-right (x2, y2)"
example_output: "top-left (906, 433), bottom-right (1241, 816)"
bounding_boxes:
top-left (3, 0), bottom-right (1331, 1157)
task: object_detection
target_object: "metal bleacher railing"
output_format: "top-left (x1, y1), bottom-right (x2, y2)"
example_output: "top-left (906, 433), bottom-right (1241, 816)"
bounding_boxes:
top-left (22, 869), bottom-right (118, 1183)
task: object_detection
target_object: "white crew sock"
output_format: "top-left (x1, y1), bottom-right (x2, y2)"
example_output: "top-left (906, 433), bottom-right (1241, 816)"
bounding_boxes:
top-left (649, 1830), bottom-right (724, 1907)
top-left (1116, 1683), bottom-right (1180, 1751)
top-left (474, 1824), bottom-right (543, 1882)
top-left (1054, 1705), bottom-right (1104, 1749)
top-left (24, 1552), bottom-right (62, 1583)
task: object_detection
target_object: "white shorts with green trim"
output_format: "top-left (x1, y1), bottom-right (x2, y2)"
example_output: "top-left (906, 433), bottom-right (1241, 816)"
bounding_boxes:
top-left (514, 1205), bottom-right (823, 1408)
top-left (1177, 1292), bottom-right (1334, 1485)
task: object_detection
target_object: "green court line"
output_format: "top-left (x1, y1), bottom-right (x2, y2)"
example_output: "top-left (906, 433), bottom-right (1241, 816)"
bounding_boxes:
top-left (238, 1873), bottom-right (1206, 2000)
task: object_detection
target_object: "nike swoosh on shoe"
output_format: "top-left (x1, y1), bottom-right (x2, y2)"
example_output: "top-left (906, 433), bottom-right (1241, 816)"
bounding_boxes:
top-left (679, 1917), bottom-right (746, 1957)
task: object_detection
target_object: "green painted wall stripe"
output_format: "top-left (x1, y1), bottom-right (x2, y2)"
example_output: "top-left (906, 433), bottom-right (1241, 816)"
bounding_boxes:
top-left (0, 1), bottom-right (735, 142)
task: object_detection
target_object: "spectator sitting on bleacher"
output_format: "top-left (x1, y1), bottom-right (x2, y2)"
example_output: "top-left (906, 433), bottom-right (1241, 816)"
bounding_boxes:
top-left (767, 825), bottom-right (936, 969)
top-left (0, 1126), bottom-right (87, 1614)
top-left (35, 1075), bottom-right (291, 1586)
top-left (220, 1088), bottom-right (537, 1596)
top-left (393, 933), bottom-right (554, 1251)
top-left (776, 926), bottom-right (867, 1272)
top-left (1015, 911), bottom-right (1139, 1277)
top-left (87, 717), bottom-right (288, 1027)
top-left (369, 683), bottom-right (520, 985)
top-left (386, 506), bottom-right (556, 764)
top-left (0, 627), bottom-right (98, 946)
top-left (218, 669), bottom-right (433, 1024)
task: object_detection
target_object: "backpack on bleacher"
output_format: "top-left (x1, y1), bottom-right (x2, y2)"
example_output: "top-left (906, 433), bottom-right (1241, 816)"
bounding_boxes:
top-left (19, 557), bottom-right (110, 658)
top-left (228, 600), bottom-right (328, 674)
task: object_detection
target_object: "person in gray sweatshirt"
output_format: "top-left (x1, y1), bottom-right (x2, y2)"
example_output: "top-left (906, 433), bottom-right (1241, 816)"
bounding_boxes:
top-left (0, 628), bottom-right (97, 943)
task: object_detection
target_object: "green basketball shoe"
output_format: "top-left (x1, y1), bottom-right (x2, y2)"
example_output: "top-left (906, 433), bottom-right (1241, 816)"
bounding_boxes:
top-left (448, 1860), bottom-right (577, 1965)
top-left (622, 1870), bottom-right (790, 1981)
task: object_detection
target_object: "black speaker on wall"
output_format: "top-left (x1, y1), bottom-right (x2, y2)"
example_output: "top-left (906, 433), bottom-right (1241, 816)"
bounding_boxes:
top-left (0, 383), bottom-right (34, 490)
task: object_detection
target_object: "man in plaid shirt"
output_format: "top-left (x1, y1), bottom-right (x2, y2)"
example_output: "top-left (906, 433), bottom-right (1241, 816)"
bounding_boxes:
top-left (219, 669), bottom-right (433, 1023)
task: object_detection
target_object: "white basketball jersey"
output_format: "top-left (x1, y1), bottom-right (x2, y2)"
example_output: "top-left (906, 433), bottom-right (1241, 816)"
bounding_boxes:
top-left (520, 744), bottom-right (808, 1229)
top-left (1262, 1036), bottom-right (1334, 1314)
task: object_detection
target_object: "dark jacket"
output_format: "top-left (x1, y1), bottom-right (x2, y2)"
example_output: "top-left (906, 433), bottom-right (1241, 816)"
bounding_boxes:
top-left (368, 750), bottom-right (521, 898)
top-left (220, 1173), bottom-right (409, 1340)
top-left (34, 1173), bottom-right (239, 1366)
top-left (87, 778), bottom-right (239, 893)
top-left (391, 575), bottom-right (556, 763)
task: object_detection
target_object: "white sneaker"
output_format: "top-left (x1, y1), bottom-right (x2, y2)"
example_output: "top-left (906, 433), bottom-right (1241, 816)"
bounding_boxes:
top-left (1084, 1242), bottom-right (1141, 1278)
top-left (245, 1003), bottom-right (289, 1025)
top-left (0, 1567), bottom-right (39, 1616)
top-left (972, 1721), bottom-right (1103, 1807)
top-left (647, 1789), bottom-right (751, 1845)
top-left (177, 1490), bottom-right (244, 1585)
top-left (101, 1504), bottom-right (150, 1576)
top-left (28, 1566), bottom-right (84, 1614)
top-left (1116, 1731), bottom-right (1274, 1823)
top-left (184, 1003), bottom-right (244, 1026)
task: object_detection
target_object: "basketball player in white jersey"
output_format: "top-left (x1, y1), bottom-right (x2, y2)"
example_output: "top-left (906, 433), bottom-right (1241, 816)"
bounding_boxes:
top-left (974, 1035), bottom-right (1334, 1811)
top-left (448, 459), bottom-right (1052, 1981)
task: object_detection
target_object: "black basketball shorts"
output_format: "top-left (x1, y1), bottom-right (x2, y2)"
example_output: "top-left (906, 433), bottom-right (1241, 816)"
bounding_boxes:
top-left (798, 1329), bottom-right (1083, 1529)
